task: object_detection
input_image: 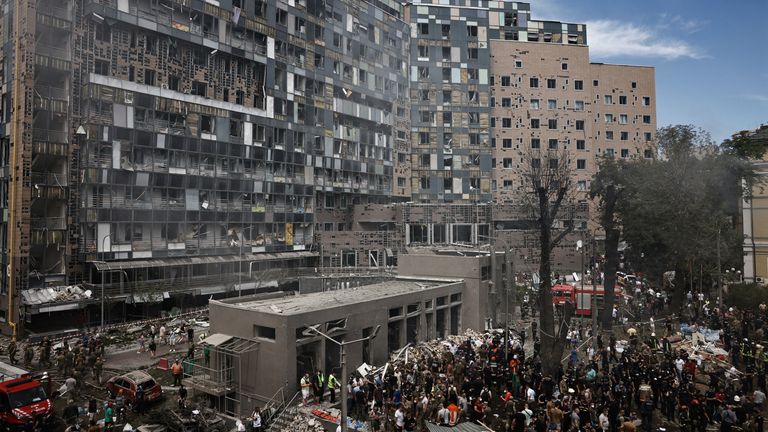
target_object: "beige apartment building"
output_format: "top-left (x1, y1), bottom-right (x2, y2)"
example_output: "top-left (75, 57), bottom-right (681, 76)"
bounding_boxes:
top-left (489, 41), bottom-right (656, 201)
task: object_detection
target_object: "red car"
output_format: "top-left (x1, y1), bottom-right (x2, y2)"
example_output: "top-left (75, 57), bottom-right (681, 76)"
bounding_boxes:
top-left (0, 376), bottom-right (54, 431)
top-left (106, 371), bottom-right (163, 406)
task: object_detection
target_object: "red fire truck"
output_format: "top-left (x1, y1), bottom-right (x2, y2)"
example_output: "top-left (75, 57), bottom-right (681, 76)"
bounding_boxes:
top-left (552, 283), bottom-right (622, 316)
top-left (0, 374), bottom-right (54, 430)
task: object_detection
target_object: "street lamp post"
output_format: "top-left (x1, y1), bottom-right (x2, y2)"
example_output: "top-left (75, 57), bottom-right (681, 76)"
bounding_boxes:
top-left (100, 233), bottom-right (112, 329)
top-left (303, 324), bottom-right (380, 432)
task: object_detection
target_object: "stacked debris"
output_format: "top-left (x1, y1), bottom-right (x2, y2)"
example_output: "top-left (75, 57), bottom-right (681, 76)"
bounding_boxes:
top-left (21, 285), bottom-right (91, 305)
top-left (281, 411), bottom-right (326, 432)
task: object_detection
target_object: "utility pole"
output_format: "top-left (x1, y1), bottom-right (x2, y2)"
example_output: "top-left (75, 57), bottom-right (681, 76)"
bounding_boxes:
top-left (717, 225), bottom-right (723, 312)
top-left (504, 247), bottom-right (513, 362)
top-left (591, 237), bottom-right (598, 337)
top-left (303, 324), bottom-right (380, 432)
top-left (490, 244), bottom-right (497, 329)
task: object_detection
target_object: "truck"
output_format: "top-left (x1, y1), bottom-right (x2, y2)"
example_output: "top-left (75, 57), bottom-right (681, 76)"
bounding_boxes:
top-left (552, 283), bottom-right (622, 316)
top-left (0, 375), bottom-right (54, 431)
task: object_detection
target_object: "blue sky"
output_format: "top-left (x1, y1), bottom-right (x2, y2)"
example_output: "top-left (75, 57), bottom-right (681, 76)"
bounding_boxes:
top-left (531, 0), bottom-right (768, 143)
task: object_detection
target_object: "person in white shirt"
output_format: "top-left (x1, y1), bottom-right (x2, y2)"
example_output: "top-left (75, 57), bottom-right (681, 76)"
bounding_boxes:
top-left (599, 409), bottom-right (610, 432)
top-left (526, 386), bottom-right (536, 402)
top-left (675, 357), bottom-right (685, 378)
top-left (395, 406), bottom-right (405, 431)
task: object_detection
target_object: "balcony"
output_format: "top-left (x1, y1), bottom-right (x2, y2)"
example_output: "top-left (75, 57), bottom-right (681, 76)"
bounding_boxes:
top-left (31, 172), bottom-right (68, 187)
top-left (33, 129), bottom-right (69, 144)
top-left (36, 43), bottom-right (71, 62)
top-left (31, 229), bottom-right (66, 245)
top-left (31, 217), bottom-right (67, 230)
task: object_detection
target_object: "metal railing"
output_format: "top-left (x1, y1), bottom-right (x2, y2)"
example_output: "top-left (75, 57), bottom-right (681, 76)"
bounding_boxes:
top-left (33, 128), bottom-right (69, 143)
top-left (265, 391), bottom-right (302, 431)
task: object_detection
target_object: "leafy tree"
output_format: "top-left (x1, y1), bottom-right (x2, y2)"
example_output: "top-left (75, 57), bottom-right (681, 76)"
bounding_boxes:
top-left (614, 125), bottom-right (756, 300)
top-left (722, 128), bottom-right (768, 160)
top-left (590, 158), bottom-right (628, 329)
top-left (519, 148), bottom-right (577, 375)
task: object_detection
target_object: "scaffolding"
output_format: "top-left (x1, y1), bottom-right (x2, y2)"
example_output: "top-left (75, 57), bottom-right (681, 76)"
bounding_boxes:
top-left (185, 333), bottom-right (260, 417)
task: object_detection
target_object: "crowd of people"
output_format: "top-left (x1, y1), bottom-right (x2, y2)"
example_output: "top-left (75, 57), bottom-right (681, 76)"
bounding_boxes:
top-left (295, 302), bottom-right (768, 432)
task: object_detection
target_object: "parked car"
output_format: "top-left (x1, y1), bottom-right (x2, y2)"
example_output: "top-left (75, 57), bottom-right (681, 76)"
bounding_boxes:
top-left (106, 371), bottom-right (163, 406)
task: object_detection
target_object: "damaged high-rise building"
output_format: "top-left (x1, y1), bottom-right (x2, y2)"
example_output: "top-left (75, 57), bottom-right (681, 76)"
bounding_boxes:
top-left (0, 0), bottom-right (410, 334)
top-left (0, 0), bottom-right (656, 335)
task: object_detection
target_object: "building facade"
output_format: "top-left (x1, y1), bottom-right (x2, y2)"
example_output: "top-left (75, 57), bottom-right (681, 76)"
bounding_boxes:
top-left (0, 0), bottom-right (410, 334)
top-left (741, 126), bottom-right (768, 283)
top-left (0, 0), bottom-right (657, 335)
top-left (205, 277), bottom-right (465, 410)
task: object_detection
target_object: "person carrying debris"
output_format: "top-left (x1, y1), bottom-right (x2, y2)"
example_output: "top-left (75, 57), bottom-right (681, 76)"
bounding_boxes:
top-left (300, 372), bottom-right (312, 405)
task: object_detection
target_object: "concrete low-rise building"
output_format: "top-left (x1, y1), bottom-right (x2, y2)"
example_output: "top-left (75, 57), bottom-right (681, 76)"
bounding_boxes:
top-left (204, 277), bottom-right (466, 410)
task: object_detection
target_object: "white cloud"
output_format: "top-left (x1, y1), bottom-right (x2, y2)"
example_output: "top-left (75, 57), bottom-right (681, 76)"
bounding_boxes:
top-left (658, 13), bottom-right (708, 34)
top-left (742, 94), bottom-right (768, 103)
top-left (586, 19), bottom-right (706, 60)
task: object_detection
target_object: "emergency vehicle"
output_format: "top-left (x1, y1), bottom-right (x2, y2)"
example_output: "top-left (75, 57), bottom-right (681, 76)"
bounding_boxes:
top-left (0, 374), bottom-right (54, 430)
top-left (552, 283), bottom-right (622, 316)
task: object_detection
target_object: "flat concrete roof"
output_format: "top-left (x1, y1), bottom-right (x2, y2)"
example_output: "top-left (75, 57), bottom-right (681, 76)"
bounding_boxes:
top-left (222, 278), bottom-right (459, 316)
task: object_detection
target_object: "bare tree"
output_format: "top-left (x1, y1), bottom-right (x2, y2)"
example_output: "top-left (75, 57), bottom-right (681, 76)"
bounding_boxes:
top-left (520, 148), bottom-right (577, 375)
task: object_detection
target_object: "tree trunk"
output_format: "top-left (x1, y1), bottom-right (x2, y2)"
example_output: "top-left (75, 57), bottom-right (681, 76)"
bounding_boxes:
top-left (537, 192), bottom-right (565, 376)
top-left (599, 183), bottom-right (619, 330)
top-left (602, 228), bottom-right (620, 330)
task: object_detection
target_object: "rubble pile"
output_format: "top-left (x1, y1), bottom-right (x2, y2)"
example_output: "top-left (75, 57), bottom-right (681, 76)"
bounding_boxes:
top-left (283, 411), bottom-right (326, 432)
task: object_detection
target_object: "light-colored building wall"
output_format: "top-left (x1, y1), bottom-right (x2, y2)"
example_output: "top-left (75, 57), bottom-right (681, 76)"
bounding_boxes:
top-left (398, 252), bottom-right (499, 331)
top-left (208, 278), bottom-right (465, 401)
top-left (489, 41), bottom-right (656, 202)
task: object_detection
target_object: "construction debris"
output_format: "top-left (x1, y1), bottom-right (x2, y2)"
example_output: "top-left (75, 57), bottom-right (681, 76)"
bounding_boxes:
top-left (21, 285), bottom-right (91, 305)
top-left (283, 411), bottom-right (326, 432)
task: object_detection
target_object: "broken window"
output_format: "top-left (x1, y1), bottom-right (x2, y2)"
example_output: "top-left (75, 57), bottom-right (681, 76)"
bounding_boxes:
top-left (201, 115), bottom-right (214, 134)
top-left (420, 177), bottom-right (430, 190)
top-left (418, 67), bottom-right (429, 79)
top-left (192, 81), bottom-right (207, 97)
top-left (548, 139), bottom-right (558, 149)
top-left (467, 25), bottom-right (478, 37)
top-left (95, 22), bottom-right (111, 42)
